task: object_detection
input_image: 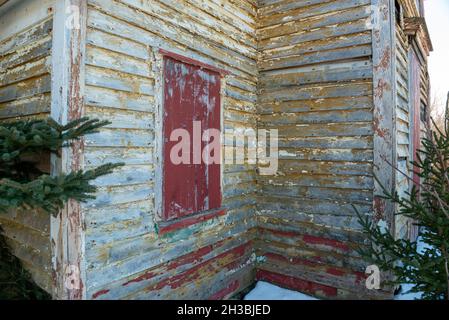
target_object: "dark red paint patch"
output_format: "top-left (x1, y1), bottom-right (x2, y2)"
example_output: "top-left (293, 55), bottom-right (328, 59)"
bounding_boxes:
top-left (302, 235), bottom-right (350, 252)
top-left (92, 289), bottom-right (110, 299)
top-left (146, 242), bottom-right (252, 292)
top-left (260, 228), bottom-right (299, 238)
top-left (264, 252), bottom-right (365, 285)
top-left (122, 271), bottom-right (157, 287)
top-left (160, 49), bottom-right (230, 76)
top-left (373, 196), bottom-right (387, 221)
top-left (264, 252), bottom-right (316, 268)
top-left (121, 238), bottom-right (231, 288)
top-left (159, 209), bottom-right (226, 235)
top-left (256, 270), bottom-right (338, 298)
top-left (208, 280), bottom-right (240, 300)
top-left (326, 267), bottom-right (346, 277)
top-left (355, 271), bottom-right (367, 284)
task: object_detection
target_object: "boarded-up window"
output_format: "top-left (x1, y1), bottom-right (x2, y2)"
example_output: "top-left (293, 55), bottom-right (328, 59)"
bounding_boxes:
top-left (162, 55), bottom-right (221, 221)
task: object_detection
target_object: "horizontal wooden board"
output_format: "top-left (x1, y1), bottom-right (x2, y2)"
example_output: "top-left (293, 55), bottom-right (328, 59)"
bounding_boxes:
top-left (0, 13), bottom-right (53, 295)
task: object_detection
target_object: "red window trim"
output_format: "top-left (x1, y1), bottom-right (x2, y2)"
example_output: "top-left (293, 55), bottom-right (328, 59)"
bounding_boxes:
top-left (158, 208), bottom-right (226, 235)
top-left (159, 49), bottom-right (230, 76)
top-left (160, 52), bottom-right (223, 228)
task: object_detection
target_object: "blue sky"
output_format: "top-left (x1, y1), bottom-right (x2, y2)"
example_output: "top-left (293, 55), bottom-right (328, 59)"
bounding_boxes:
top-left (424, 0), bottom-right (449, 110)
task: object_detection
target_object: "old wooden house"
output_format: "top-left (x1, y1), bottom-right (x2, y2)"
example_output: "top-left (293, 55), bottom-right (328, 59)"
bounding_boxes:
top-left (0, 0), bottom-right (432, 299)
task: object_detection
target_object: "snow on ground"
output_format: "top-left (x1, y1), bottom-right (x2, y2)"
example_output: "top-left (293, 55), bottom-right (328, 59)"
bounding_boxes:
top-left (395, 283), bottom-right (423, 300)
top-left (394, 236), bottom-right (429, 300)
top-left (417, 236), bottom-right (434, 254)
top-left (246, 238), bottom-right (430, 300)
top-left (244, 281), bottom-right (317, 300)
top-left (244, 280), bottom-right (425, 300)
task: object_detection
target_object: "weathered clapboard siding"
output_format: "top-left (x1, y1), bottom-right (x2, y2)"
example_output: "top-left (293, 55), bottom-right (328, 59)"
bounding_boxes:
top-left (255, 0), bottom-right (386, 298)
top-left (0, 4), bottom-right (54, 292)
top-left (0, 18), bottom-right (52, 119)
top-left (395, 21), bottom-right (411, 160)
top-left (394, 14), bottom-right (412, 240)
top-left (2, 0), bottom-right (431, 300)
top-left (394, 0), bottom-right (432, 241)
top-left (83, 0), bottom-right (258, 299)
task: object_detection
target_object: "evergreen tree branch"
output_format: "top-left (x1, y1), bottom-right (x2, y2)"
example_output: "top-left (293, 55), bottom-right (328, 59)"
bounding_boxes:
top-left (0, 117), bottom-right (123, 299)
top-left (0, 118), bottom-right (109, 179)
top-left (355, 114), bottom-right (449, 300)
top-left (0, 163), bottom-right (123, 215)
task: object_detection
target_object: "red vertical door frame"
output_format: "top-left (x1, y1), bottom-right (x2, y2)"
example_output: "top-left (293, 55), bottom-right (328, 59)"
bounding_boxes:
top-left (163, 56), bottom-right (221, 221)
top-left (410, 50), bottom-right (421, 189)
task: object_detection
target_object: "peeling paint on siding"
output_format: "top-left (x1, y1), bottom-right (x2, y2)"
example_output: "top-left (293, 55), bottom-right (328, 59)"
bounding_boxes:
top-left (2, 0), bottom-right (431, 300)
top-left (82, 0), bottom-right (258, 299)
top-left (0, 2), bottom-right (54, 293)
top-left (255, 0), bottom-right (391, 299)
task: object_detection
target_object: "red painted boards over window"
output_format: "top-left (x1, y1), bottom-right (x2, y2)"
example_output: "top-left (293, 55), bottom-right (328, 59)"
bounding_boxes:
top-left (162, 55), bottom-right (221, 221)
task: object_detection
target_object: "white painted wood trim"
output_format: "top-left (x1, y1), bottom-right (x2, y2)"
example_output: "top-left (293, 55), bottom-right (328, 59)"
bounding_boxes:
top-left (153, 50), bottom-right (164, 225)
top-left (371, 0), bottom-right (397, 230)
top-left (50, 0), bottom-right (87, 300)
top-left (220, 75), bottom-right (227, 203)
